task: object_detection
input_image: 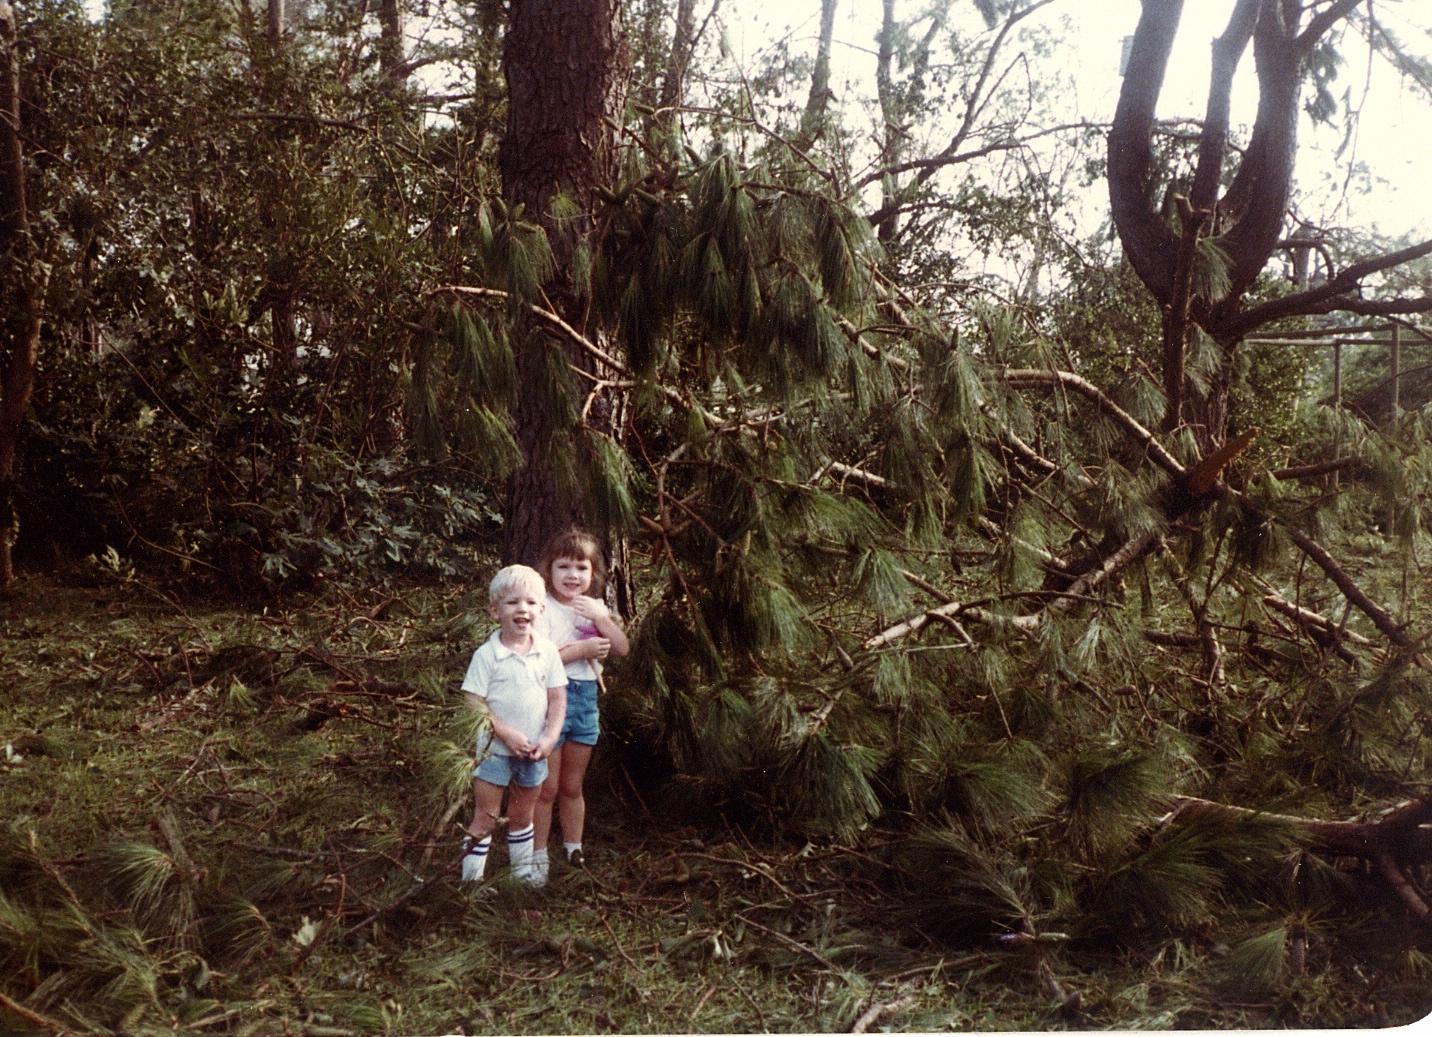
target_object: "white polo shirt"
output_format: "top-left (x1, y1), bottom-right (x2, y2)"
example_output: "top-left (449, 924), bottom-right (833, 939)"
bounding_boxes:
top-left (461, 629), bottom-right (566, 756)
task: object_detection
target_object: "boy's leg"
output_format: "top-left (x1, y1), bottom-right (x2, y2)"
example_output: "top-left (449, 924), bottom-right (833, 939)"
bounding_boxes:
top-left (557, 742), bottom-right (594, 861)
top-left (462, 778), bottom-right (505, 882)
top-left (506, 782), bottom-right (542, 885)
top-left (532, 750), bottom-right (563, 882)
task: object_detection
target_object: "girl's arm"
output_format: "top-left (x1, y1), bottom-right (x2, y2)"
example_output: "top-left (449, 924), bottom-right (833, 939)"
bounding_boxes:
top-left (558, 639), bottom-right (604, 663)
top-left (593, 611), bottom-right (629, 657)
top-left (572, 595), bottom-right (630, 657)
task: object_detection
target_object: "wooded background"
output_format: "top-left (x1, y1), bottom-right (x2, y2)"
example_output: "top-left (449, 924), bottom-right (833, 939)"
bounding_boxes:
top-left (2, 0), bottom-right (1432, 1032)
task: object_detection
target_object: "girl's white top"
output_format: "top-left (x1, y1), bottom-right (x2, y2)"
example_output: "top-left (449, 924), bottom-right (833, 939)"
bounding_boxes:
top-left (539, 594), bottom-right (602, 681)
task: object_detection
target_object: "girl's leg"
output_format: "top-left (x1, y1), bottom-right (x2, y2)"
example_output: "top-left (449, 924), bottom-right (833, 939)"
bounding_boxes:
top-left (533, 750), bottom-right (562, 851)
top-left (532, 751), bottom-right (562, 882)
top-left (557, 741), bottom-right (594, 859)
top-left (462, 778), bottom-right (505, 882)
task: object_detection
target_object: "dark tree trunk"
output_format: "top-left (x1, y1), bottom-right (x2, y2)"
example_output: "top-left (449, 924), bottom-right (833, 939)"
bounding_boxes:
top-left (873, 0), bottom-right (899, 244)
top-left (657, 0), bottom-right (696, 130)
top-left (378, 0), bottom-right (405, 81)
top-left (1108, 0), bottom-right (1364, 445)
top-left (267, 0), bottom-right (284, 48)
top-left (499, 0), bottom-right (628, 567)
top-left (0, 0), bottom-right (42, 588)
top-left (800, 0), bottom-right (839, 142)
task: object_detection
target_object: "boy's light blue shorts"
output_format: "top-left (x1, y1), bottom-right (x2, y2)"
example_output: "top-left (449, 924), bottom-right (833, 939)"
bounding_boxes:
top-left (556, 679), bottom-right (600, 748)
top-left (474, 752), bottom-right (548, 788)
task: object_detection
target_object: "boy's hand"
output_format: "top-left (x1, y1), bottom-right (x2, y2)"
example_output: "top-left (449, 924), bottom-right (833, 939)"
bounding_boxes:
top-left (494, 722), bottom-right (533, 757)
top-left (528, 736), bottom-right (557, 761)
top-left (570, 595), bottom-right (611, 622)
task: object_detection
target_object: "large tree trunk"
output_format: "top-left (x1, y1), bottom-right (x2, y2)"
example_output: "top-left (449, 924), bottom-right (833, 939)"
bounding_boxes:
top-left (799, 0), bottom-right (839, 142)
top-left (499, 0), bottom-right (628, 567)
top-left (266, 0), bottom-right (285, 48)
top-left (0, 0), bottom-right (42, 589)
top-left (657, 0), bottom-right (697, 131)
top-left (1108, 0), bottom-right (1362, 445)
top-left (378, 0), bottom-right (405, 81)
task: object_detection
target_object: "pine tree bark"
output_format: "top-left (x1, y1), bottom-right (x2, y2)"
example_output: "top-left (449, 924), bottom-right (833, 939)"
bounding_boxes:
top-left (657, 0), bottom-right (697, 130)
top-left (799, 0), bottom-right (839, 142)
top-left (378, 0), bottom-right (405, 81)
top-left (267, 0), bottom-right (285, 48)
top-left (499, 0), bottom-right (629, 567)
top-left (0, 0), bottom-right (43, 588)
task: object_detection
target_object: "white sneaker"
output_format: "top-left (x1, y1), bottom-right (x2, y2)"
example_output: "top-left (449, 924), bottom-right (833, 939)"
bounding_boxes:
top-left (460, 836), bottom-right (488, 883)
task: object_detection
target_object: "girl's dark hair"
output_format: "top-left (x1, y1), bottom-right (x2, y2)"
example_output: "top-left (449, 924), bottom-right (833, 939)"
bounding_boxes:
top-left (538, 528), bottom-right (607, 598)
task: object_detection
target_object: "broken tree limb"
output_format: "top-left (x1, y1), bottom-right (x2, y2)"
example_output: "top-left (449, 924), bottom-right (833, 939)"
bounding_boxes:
top-left (1166, 793), bottom-right (1432, 862)
top-left (850, 991), bottom-right (917, 1034)
top-left (1376, 853), bottom-right (1431, 920)
top-left (1271, 457), bottom-right (1360, 481)
top-left (1255, 510), bottom-right (1423, 659)
top-left (1184, 427), bottom-right (1257, 495)
top-left (1260, 592), bottom-right (1372, 648)
top-left (999, 368), bottom-right (1185, 478)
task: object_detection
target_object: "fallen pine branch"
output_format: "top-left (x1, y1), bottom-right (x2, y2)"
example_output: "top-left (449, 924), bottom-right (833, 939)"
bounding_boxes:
top-left (1165, 793), bottom-right (1432, 858)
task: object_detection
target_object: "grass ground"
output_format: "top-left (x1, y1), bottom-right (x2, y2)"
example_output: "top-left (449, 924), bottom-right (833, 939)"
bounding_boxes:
top-left (1, 570), bottom-right (1429, 1034)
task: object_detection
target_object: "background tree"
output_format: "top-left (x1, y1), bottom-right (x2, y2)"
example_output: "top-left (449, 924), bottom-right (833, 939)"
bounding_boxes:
top-left (497, 0), bottom-right (631, 566)
top-left (1110, 0), bottom-right (1432, 441)
top-left (0, 0), bottom-right (44, 589)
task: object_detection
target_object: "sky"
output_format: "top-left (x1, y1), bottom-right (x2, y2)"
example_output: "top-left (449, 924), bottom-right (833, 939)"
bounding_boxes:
top-left (76, 0), bottom-right (1432, 242)
top-left (718, 0), bottom-right (1432, 242)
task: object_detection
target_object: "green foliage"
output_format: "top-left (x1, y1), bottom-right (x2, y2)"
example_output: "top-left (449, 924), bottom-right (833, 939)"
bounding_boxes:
top-left (6, 1), bottom-right (1432, 1029)
top-left (1062, 746), bottom-right (1166, 861)
top-left (895, 819), bottom-right (1033, 942)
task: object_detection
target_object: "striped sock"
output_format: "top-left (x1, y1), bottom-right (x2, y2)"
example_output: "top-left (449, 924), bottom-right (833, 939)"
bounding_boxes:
top-left (507, 824), bottom-right (539, 885)
top-left (460, 834), bottom-right (491, 882)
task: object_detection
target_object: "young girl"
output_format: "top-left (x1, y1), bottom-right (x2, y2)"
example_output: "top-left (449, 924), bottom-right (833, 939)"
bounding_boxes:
top-left (532, 528), bottom-right (629, 882)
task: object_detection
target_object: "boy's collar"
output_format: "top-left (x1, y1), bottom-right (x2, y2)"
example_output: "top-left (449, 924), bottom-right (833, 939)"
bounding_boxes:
top-left (489, 629), bottom-right (538, 657)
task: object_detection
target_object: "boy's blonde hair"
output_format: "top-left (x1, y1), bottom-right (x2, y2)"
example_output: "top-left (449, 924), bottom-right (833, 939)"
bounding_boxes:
top-left (488, 564), bottom-right (545, 603)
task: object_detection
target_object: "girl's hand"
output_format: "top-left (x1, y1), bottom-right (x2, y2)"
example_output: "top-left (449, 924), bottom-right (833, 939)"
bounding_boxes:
top-left (570, 595), bottom-right (610, 622)
top-left (584, 637), bottom-right (611, 661)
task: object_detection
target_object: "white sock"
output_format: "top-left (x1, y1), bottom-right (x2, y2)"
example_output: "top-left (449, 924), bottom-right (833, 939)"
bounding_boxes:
top-left (460, 834), bottom-right (491, 882)
top-left (564, 841), bottom-right (582, 858)
top-left (508, 824), bottom-right (540, 885)
top-left (534, 847), bottom-right (549, 882)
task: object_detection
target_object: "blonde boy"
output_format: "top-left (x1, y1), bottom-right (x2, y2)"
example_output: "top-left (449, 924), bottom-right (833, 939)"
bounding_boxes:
top-left (459, 564), bottom-right (567, 886)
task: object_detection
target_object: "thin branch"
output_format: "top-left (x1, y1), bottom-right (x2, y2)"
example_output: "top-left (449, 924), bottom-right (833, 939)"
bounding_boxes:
top-left (858, 119), bottom-right (1104, 193)
top-left (429, 284), bottom-right (626, 372)
top-left (1376, 853), bottom-right (1430, 919)
top-left (999, 367), bottom-right (1185, 477)
top-left (1271, 514), bottom-right (1420, 655)
top-left (1272, 457), bottom-right (1358, 480)
top-left (1223, 237), bottom-right (1432, 338)
top-left (1297, 0), bottom-right (1366, 52)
